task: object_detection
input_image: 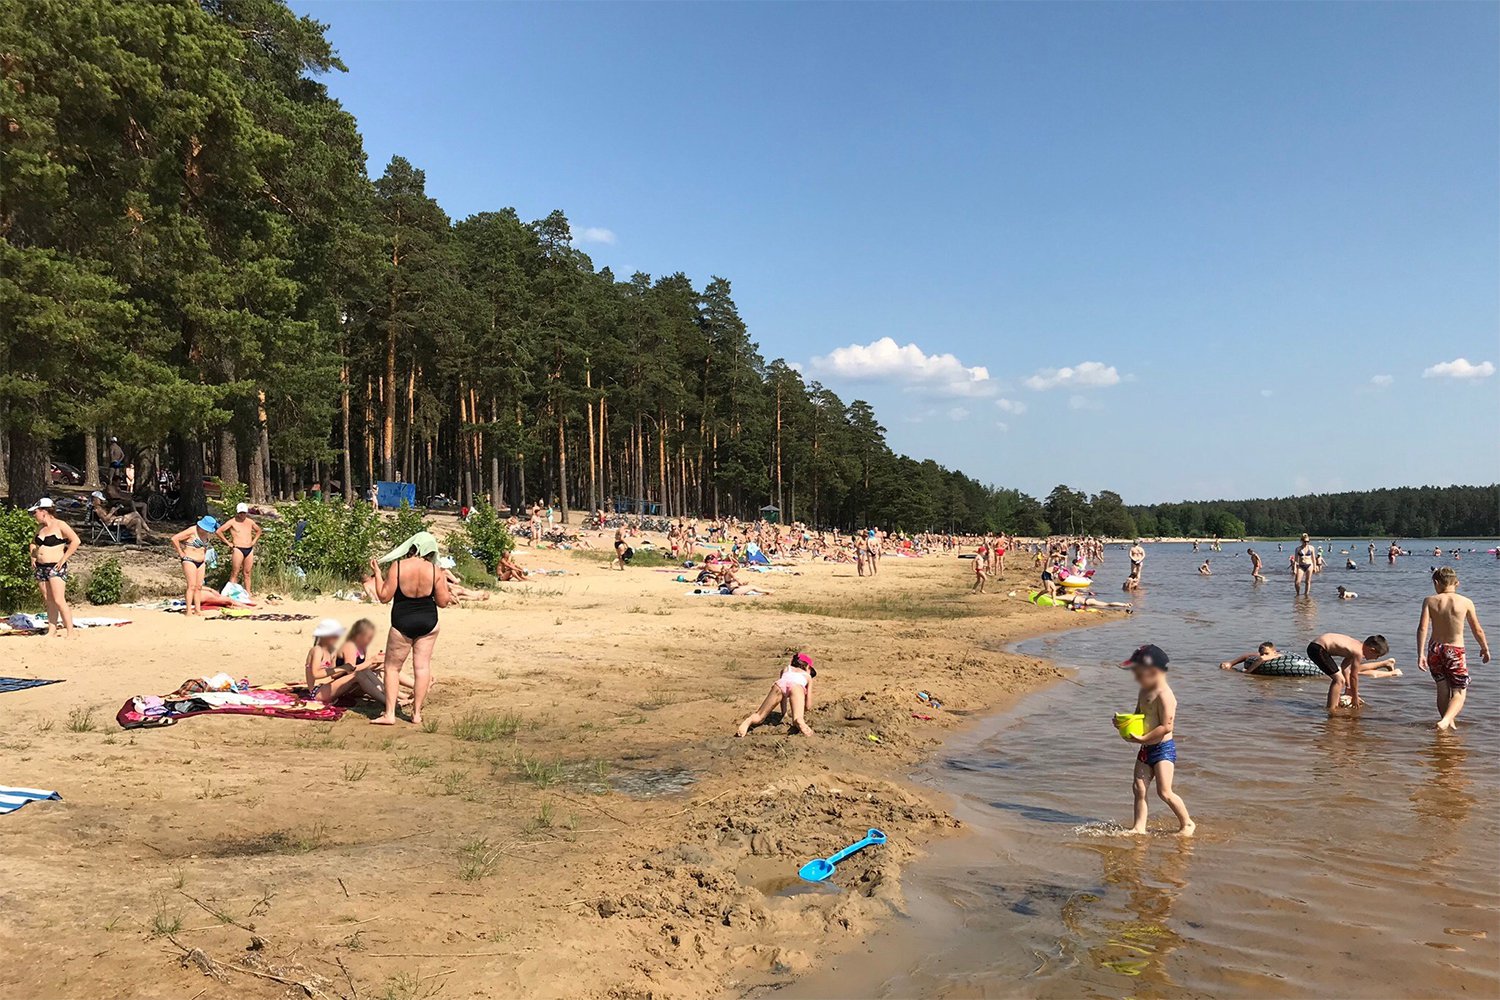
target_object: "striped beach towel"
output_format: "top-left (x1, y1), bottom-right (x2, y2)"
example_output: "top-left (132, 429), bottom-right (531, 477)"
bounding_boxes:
top-left (0, 786), bottom-right (60, 815)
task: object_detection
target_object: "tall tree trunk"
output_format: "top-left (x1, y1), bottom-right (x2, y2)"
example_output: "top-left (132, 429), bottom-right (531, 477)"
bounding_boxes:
top-left (657, 409), bottom-right (668, 517)
top-left (585, 369), bottom-right (598, 514)
top-left (340, 359), bottom-right (353, 505)
top-left (247, 392), bottom-right (268, 502)
top-left (177, 432), bottom-right (207, 518)
top-left (218, 428), bottom-right (239, 487)
top-left (774, 382), bottom-right (783, 514)
top-left (515, 403), bottom-right (526, 510)
top-left (6, 428), bottom-right (48, 508)
top-left (83, 428), bottom-right (100, 488)
top-left (556, 405), bottom-right (569, 523)
top-left (364, 376), bottom-right (376, 496)
top-left (489, 398), bottom-right (501, 509)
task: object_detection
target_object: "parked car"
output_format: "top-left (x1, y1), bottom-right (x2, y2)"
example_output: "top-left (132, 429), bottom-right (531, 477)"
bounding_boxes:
top-left (49, 461), bottom-right (84, 486)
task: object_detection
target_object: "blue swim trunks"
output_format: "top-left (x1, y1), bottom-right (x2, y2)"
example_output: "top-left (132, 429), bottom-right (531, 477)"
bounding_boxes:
top-left (1137, 739), bottom-right (1177, 766)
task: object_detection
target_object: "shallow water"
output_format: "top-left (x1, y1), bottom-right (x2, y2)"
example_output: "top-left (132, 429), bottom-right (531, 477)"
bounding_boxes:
top-left (772, 541), bottom-right (1500, 998)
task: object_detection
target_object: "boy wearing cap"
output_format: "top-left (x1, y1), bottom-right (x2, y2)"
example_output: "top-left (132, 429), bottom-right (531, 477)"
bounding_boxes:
top-left (217, 503), bottom-right (263, 596)
top-left (1120, 644), bottom-right (1194, 836)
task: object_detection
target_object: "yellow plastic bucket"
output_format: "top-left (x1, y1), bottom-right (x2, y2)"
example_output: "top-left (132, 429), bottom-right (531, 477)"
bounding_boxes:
top-left (1114, 713), bottom-right (1145, 740)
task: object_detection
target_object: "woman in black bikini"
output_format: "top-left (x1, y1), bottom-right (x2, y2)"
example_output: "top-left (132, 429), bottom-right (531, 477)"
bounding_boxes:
top-left (368, 532), bottom-right (452, 726)
top-left (27, 498), bottom-right (79, 638)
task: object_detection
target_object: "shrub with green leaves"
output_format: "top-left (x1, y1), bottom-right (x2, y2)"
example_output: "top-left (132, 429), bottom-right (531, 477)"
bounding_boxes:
top-left (381, 501), bottom-right (432, 550)
top-left (0, 507), bottom-right (36, 613)
top-left (212, 479), bottom-right (249, 520)
top-left (280, 498), bottom-right (383, 580)
top-left (460, 503), bottom-right (514, 572)
top-left (85, 556), bottom-right (127, 605)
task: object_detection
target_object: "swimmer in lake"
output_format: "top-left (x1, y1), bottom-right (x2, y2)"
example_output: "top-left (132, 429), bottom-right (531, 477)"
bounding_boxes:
top-left (1337, 585), bottom-right (1357, 600)
top-left (1220, 641), bottom-right (1400, 677)
top-left (1198, 559), bottom-right (1212, 576)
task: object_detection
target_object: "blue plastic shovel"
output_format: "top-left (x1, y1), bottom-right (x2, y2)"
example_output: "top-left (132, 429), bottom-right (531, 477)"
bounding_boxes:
top-left (797, 828), bottom-right (888, 882)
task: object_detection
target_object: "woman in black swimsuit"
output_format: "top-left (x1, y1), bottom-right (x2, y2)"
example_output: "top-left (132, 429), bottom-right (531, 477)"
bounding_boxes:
top-left (368, 532), bottom-right (452, 726)
top-left (27, 498), bottom-right (80, 637)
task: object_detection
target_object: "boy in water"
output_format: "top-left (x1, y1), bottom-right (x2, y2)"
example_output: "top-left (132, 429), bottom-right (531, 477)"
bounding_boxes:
top-left (1118, 645), bottom-right (1194, 836)
top-left (1307, 631), bottom-right (1389, 715)
top-left (1417, 567), bottom-right (1490, 731)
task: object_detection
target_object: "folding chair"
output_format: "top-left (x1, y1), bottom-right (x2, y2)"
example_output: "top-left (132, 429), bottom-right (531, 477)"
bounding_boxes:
top-left (87, 506), bottom-right (122, 545)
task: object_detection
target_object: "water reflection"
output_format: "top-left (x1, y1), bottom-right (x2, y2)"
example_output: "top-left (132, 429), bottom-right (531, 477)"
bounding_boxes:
top-left (1412, 737), bottom-right (1474, 868)
top-left (1064, 838), bottom-right (1192, 986)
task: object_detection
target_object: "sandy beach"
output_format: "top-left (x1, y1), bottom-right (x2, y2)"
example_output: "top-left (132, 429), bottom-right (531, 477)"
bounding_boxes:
top-left (0, 543), bottom-right (1081, 1000)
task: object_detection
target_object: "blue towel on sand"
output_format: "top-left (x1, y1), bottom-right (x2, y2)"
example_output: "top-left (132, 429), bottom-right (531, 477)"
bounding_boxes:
top-left (0, 786), bottom-right (60, 815)
top-left (0, 678), bottom-right (63, 694)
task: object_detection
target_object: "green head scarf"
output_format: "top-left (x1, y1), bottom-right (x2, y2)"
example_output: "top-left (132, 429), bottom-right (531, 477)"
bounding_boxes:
top-left (378, 531), bottom-right (440, 565)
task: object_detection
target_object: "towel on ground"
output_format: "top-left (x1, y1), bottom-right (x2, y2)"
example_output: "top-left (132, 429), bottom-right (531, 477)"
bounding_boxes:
top-left (117, 680), bottom-right (343, 730)
top-left (0, 678), bottom-right (64, 694)
top-left (0, 786), bottom-right (61, 815)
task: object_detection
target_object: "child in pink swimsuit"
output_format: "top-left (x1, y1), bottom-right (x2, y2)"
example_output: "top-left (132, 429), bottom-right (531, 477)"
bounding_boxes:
top-left (736, 653), bottom-right (817, 737)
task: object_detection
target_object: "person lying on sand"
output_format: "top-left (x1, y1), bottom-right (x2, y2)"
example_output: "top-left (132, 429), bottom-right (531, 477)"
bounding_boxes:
top-left (737, 652), bottom-right (816, 737)
top-left (717, 565), bottom-right (774, 596)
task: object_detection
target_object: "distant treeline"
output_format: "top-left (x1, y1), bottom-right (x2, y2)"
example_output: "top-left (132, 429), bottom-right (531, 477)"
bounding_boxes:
top-left (1125, 485), bottom-right (1499, 539)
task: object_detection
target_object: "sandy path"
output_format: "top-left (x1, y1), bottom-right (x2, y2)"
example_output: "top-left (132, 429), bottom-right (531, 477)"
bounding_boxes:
top-left (0, 543), bottom-right (1086, 999)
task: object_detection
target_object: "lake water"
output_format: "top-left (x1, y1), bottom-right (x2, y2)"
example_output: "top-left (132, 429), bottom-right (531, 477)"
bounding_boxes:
top-left (773, 541), bottom-right (1500, 998)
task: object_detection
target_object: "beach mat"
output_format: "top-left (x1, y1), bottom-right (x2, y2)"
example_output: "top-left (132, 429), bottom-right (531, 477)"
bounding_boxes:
top-left (0, 678), bottom-right (64, 694)
top-left (0, 786), bottom-right (61, 815)
top-left (117, 683), bottom-right (344, 730)
top-left (214, 611), bottom-right (313, 622)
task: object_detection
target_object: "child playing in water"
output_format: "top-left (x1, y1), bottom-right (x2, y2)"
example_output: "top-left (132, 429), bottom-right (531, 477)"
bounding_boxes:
top-left (1307, 632), bottom-right (1389, 715)
top-left (1118, 644), bottom-right (1193, 836)
top-left (1417, 567), bottom-right (1490, 731)
top-left (736, 652), bottom-right (816, 737)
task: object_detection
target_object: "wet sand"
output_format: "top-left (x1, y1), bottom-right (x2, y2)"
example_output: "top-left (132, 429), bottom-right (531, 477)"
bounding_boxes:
top-left (0, 543), bottom-right (1088, 1000)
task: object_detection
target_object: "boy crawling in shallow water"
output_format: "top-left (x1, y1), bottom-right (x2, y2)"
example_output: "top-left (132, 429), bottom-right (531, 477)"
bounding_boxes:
top-left (1118, 644), bottom-right (1194, 837)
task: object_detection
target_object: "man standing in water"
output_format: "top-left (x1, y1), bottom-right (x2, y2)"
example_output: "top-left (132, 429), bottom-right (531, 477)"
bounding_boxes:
top-left (1292, 533), bottom-right (1317, 595)
top-left (1128, 540), bottom-right (1145, 584)
top-left (1248, 548), bottom-right (1266, 583)
top-left (1417, 567), bottom-right (1490, 731)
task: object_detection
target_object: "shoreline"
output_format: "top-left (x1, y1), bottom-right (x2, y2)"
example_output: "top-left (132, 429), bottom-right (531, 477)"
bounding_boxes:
top-left (0, 543), bottom-right (1116, 1000)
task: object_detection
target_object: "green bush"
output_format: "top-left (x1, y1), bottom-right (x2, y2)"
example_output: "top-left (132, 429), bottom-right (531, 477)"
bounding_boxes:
top-left (460, 503), bottom-right (514, 572)
top-left (85, 556), bottom-right (127, 605)
top-left (381, 501), bottom-right (433, 550)
top-left (211, 479), bottom-right (249, 520)
top-left (282, 497), bottom-right (382, 580)
top-left (0, 507), bottom-right (36, 612)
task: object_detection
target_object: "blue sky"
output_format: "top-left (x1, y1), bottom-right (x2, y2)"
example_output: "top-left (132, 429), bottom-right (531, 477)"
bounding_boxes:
top-left (295, 1), bottom-right (1498, 504)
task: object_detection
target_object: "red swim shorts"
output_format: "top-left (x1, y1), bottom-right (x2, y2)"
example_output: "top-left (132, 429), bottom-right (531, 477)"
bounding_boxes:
top-left (1427, 642), bottom-right (1469, 690)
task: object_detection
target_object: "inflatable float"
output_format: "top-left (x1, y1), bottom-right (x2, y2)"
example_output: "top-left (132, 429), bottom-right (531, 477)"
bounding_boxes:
top-left (1252, 654), bottom-right (1322, 677)
top-left (1057, 577), bottom-right (1092, 589)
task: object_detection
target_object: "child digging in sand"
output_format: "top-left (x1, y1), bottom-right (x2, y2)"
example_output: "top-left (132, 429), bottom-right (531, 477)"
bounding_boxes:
top-left (737, 653), bottom-right (816, 737)
top-left (1118, 644), bottom-right (1194, 837)
top-left (1417, 567), bottom-right (1490, 731)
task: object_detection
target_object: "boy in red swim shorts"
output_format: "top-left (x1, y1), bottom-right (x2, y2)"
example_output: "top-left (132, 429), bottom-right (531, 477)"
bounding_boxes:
top-left (1418, 567), bottom-right (1490, 731)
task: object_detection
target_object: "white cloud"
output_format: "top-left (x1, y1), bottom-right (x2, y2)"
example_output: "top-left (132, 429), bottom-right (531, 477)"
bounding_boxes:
top-left (1370, 374), bottom-right (1394, 388)
top-left (947, 406), bottom-right (970, 421)
top-left (1423, 357), bottom-right (1494, 380)
top-left (577, 227), bottom-right (617, 245)
top-left (1067, 394), bottom-right (1103, 411)
top-left (995, 397), bottom-right (1027, 415)
top-left (995, 421), bottom-right (1010, 432)
top-left (810, 337), bottom-right (993, 398)
top-left (1024, 361), bottom-right (1121, 391)
top-left (1259, 388), bottom-right (1274, 398)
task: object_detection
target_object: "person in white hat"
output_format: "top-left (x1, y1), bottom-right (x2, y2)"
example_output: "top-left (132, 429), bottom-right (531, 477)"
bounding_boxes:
top-left (305, 618), bottom-right (359, 704)
top-left (215, 502), bottom-right (263, 597)
top-left (88, 490), bottom-right (156, 542)
top-left (27, 498), bottom-right (79, 637)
